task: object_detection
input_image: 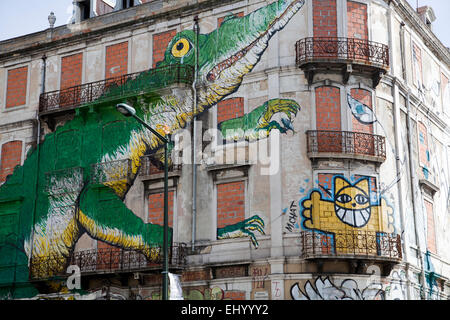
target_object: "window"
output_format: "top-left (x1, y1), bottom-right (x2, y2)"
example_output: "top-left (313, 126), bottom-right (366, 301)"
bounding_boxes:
top-left (216, 181), bottom-right (245, 234)
top-left (0, 141), bottom-right (23, 184)
top-left (5, 66), bottom-right (28, 109)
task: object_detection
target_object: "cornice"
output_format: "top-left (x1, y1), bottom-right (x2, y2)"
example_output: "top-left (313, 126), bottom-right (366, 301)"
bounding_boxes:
top-left (385, 0), bottom-right (450, 68)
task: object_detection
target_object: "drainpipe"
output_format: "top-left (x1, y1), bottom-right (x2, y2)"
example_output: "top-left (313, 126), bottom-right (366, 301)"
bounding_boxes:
top-left (28, 55), bottom-right (46, 281)
top-left (191, 16), bottom-right (199, 251)
top-left (406, 90), bottom-right (427, 299)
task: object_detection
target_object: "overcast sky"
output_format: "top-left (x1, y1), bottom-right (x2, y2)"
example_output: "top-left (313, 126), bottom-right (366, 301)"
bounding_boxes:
top-left (0, 0), bottom-right (449, 47)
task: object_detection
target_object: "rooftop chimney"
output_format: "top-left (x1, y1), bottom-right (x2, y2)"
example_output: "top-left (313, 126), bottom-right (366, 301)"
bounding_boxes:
top-left (417, 6), bottom-right (436, 30)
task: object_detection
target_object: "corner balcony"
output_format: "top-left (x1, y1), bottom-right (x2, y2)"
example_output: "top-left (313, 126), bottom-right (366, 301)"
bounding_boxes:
top-left (30, 243), bottom-right (188, 280)
top-left (306, 130), bottom-right (386, 164)
top-left (38, 64), bottom-right (194, 129)
top-left (300, 230), bottom-right (402, 275)
top-left (295, 37), bottom-right (389, 87)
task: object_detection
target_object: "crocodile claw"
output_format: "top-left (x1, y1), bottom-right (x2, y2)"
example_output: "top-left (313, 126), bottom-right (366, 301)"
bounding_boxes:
top-left (217, 215), bottom-right (265, 248)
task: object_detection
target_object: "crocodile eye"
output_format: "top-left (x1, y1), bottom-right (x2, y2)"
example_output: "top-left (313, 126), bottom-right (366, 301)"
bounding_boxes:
top-left (171, 38), bottom-right (191, 58)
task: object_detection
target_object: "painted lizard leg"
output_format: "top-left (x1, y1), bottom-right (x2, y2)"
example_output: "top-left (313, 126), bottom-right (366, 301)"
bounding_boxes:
top-left (77, 184), bottom-right (170, 261)
top-left (218, 99), bottom-right (300, 142)
top-left (217, 215), bottom-right (265, 248)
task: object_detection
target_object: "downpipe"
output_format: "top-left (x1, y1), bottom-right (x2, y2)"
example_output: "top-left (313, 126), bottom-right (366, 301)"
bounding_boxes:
top-left (406, 90), bottom-right (427, 299)
top-left (191, 16), bottom-right (199, 251)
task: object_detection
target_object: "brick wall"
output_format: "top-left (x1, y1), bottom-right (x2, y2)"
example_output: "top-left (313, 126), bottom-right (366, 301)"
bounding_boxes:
top-left (152, 29), bottom-right (177, 68)
top-left (315, 86), bottom-right (341, 131)
top-left (315, 86), bottom-right (342, 153)
top-left (224, 291), bottom-right (246, 300)
top-left (61, 53), bottom-right (83, 89)
top-left (424, 200), bottom-right (436, 254)
top-left (5, 66), bottom-right (28, 108)
top-left (0, 141), bottom-right (22, 184)
top-left (217, 97), bottom-right (244, 124)
top-left (350, 88), bottom-right (373, 134)
top-left (105, 41), bottom-right (128, 79)
top-left (217, 181), bottom-right (245, 229)
top-left (217, 12), bottom-right (244, 27)
top-left (96, 240), bottom-right (121, 270)
top-left (148, 191), bottom-right (174, 227)
top-left (347, 1), bottom-right (368, 40)
top-left (313, 0), bottom-right (338, 37)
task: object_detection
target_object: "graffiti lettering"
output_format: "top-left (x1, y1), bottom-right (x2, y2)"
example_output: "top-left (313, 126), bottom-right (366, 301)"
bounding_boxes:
top-left (285, 201), bottom-right (298, 233)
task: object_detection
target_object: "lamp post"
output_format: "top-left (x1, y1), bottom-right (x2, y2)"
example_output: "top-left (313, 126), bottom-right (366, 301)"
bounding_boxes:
top-left (116, 103), bottom-right (170, 300)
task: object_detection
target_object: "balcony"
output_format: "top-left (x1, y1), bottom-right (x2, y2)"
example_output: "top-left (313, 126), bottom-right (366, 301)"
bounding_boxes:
top-left (306, 130), bottom-right (386, 164)
top-left (295, 37), bottom-right (389, 87)
top-left (138, 154), bottom-right (182, 182)
top-left (300, 230), bottom-right (401, 275)
top-left (38, 64), bottom-right (194, 118)
top-left (30, 243), bottom-right (187, 280)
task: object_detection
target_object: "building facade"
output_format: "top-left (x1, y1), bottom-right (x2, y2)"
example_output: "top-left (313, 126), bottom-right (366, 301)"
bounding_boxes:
top-left (0, 0), bottom-right (449, 300)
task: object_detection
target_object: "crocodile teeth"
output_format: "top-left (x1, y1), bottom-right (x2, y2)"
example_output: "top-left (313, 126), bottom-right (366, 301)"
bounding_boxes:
top-left (334, 205), bottom-right (371, 228)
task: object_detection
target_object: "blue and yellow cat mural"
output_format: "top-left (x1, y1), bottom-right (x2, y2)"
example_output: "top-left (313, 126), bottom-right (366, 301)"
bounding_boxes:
top-left (300, 175), bottom-right (395, 255)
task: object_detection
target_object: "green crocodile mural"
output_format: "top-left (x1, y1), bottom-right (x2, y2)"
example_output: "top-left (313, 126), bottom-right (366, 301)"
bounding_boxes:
top-left (0, 0), bottom-right (305, 299)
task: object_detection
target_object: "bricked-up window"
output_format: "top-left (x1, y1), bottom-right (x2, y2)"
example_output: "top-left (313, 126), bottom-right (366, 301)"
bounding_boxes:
top-left (148, 191), bottom-right (174, 227)
top-left (347, 1), bottom-right (368, 40)
top-left (152, 29), bottom-right (177, 68)
top-left (96, 240), bottom-right (121, 270)
top-left (313, 0), bottom-right (338, 37)
top-left (315, 86), bottom-right (341, 131)
top-left (105, 41), bottom-right (128, 79)
top-left (217, 97), bottom-right (244, 124)
top-left (61, 53), bottom-right (83, 89)
top-left (5, 66), bottom-right (28, 108)
top-left (424, 200), bottom-right (437, 254)
top-left (315, 86), bottom-right (341, 153)
top-left (0, 141), bottom-right (22, 184)
top-left (349, 88), bottom-right (373, 134)
top-left (217, 12), bottom-right (244, 27)
top-left (217, 181), bottom-right (245, 230)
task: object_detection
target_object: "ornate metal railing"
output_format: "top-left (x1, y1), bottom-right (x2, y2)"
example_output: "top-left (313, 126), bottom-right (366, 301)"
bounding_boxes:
top-left (306, 130), bottom-right (386, 161)
top-left (300, 230), bottom-right (402, 260)
top-left (139, 155), bottom-right (182, 176)
top-left (295, 37), bottom-right (389, 69)
top-left (30, 243), bottom-right (187, 279)
top-left (39, 64), bottom-right (195, 114)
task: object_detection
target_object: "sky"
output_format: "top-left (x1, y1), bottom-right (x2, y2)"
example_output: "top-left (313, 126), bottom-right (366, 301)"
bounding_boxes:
top-left (0, 0), bottom-right (449, 47)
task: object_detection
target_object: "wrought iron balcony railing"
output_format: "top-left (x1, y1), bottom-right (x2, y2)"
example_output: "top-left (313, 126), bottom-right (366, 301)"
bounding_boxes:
top-left (139, 154), bottom-right (182, 177)
top-left (295, 37), bottom-right (390, 69)
top-left (30, 243), bottom-right (187, 280)
top-left (306, 130), bottom-right (386, 163)
top-left (39, 64), bottom-right (195, 114)
top-left (300, 230), bottom-right (402, 260)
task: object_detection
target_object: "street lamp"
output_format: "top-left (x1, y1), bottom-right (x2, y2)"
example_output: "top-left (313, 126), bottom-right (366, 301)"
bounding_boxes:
top-left (116, 103), bottom-right (170, 301)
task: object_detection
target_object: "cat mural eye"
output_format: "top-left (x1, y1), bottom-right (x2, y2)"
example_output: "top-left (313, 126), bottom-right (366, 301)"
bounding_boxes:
top-left (355, 194), bottom-right (369, 205)
top-left (336, 194), bottom-right (352, 204)
top-left (171, 38), bottom-right (191, 58)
